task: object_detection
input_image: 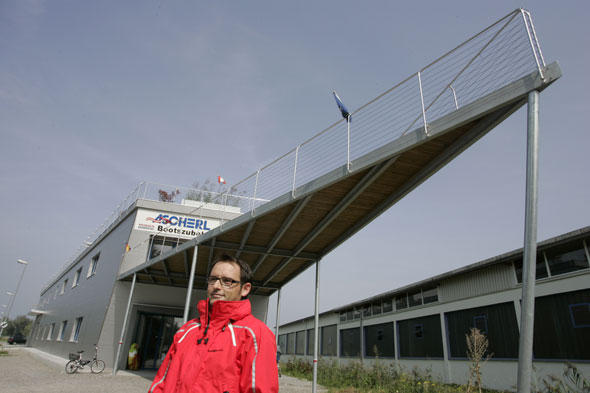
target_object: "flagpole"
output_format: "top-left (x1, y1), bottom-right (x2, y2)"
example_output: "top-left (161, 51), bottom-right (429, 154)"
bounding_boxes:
top-left (347, 117), bottom-right (351, 173)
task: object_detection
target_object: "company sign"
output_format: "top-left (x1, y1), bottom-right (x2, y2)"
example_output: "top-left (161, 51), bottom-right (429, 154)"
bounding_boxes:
top-left (134, 209), bottom-right (220, 239)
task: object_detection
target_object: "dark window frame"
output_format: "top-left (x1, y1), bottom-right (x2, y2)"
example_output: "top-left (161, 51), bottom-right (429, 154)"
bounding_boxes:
top-left (569, 303), bottom-right (590, 328)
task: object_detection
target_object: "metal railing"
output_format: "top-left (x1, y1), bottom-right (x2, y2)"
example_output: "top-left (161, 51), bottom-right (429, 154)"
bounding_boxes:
top-left (228, 8), bottom-right (545, 211)
top-left (42, 9), bottom-right (546, 294)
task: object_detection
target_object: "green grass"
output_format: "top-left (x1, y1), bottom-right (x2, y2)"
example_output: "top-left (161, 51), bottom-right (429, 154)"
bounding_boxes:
top-left (282, 358), bottom-right (505, 393)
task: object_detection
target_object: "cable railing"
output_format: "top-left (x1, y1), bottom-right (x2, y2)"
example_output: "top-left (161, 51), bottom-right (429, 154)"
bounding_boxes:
top-left (42, 9), bottom-right (546, 294)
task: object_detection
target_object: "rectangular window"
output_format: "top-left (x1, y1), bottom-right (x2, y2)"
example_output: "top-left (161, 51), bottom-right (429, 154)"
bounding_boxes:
top-left (408, 291), bottom-right (423, 307)
top-left (70, 317), bottom-right (83, 342)
top-left (47, 323), bottom-right (55, 340)
top-left (446, 302), bottom-right (519, 359)
top-left (353, 308), bottom-right (361, 320)
top-left (149, 236), bottom-right (186, 259)
top-left (57, 320), bottom-right (67, 341)
top-left (340, 327), bottom-right (360, 357)
top-left (295, 330), bottom-right (306, 355)
top-left (422, 287), bottom-right (438, 304)
top-left (278, 334), bottom-right (287, 354)
top-left (88, 253), bottom-right (99, 278)
top-left (372, 302), bottom-right (382, 315)
top-left (398, 315), bottom-right (444, 359)
top-left (534, 289), bottom-right (590, 360)
top-left (306, 329), bottom-right (315, 356)
top-left (61, 279), bottom-right (68, 295)
top-left (340, 311), bottom-right (347, 322)
top-left (346, 309), bottom-right (353, 321)
top-left (396, 295), bottom-right (408, 310)
top-left (287, 332), bottom-right (296, 354)
top-left (545, 242), bottom-right (589, 276)
top-left (382, 299), bottom-right (393, 313)
top-left (72, 268), bottom-right (82, 287)
top-left (364, 322), bottom-right (394, 357)
top-left (321, 325), bottom-right (337, 356)
top-left (473, 315), bottom-right (488, 335)
top-left (569, 303), bottom-right (590, 328)
top-left (363, 305), bottom-right (371, 318)
top-left (514, 254), bottom-right (548, 283)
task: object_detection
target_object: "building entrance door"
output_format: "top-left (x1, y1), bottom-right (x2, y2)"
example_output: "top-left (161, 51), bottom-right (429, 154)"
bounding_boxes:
top-left (134, 312), bottom-right (183, 369)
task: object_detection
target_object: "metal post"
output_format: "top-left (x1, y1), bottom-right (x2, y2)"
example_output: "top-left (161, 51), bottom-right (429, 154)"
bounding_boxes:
top-left (251, 169), bottom-right (260, 215)
top-left (359, 307), bottom-right (364, 363)
top-left (516, 90), bottom-right (539, 393)
top-left (113, 273), bottom-right (137, 375)
top-left (418, 71), bottom-right (428, 135)
top-left (292, 145), bottom-right (300, 198)
top-left (346, 118), bottom-right (351, 172)
top-left (275, 288), bottom-right (281, 347)
top-left (183, 246), bottom-right (199, 323)
top-left (312, 261), bottom-right (320, 393)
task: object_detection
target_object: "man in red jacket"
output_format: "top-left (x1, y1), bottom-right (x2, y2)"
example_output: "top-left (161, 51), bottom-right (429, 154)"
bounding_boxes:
top-left (149, 254), bottom-right (279, 393)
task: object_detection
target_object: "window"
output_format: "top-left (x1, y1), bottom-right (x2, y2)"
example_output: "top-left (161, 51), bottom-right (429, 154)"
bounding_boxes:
top-left (514, 254), bottom-right (548, 283)
top-left (278, 334), bottom-right (287, 354)
top-left (340, 327), bottom-right (360, 357)
top-left (371, 302), bottom-right (382, 315)
top-left (423, 287), bottom-right (438, 304)
top-left (398, 315), bottom-right (444, 359)
top-left (72, 268), bottom-right (82, 287)
top-left (57, 320), bottom-right (68, 341)
top-left (473, 315), bottom-right (488, 334)
top-left (287, 332), bottom-right (296, 354)
top-left (321, 325), bottom-right (337, 356)
top-left (364, 322), bottom-right (394, 357)
top-left (88, 253), bottom-right (99, 278)
top-left (414, 324), bottom-right (424, 338)
top-left (396, 294), bottom-right (408, 310)
top-left (61, 279), bottom-right (68, 295)
top-left (545, 242), bottom-right (589, 276)
top-left (409, 291), bottom-right (423, 307)
top-left (362, 305), bottom-right (371, 318)
top-left (345, 309), bottom-right (353, 321)
top-left (446, 302), bottom-right (519, 359)
top-left (382, 299), bottom-right (393, 313)
top-left (295, 330), bottom-right (306, 355)
top-left (569, 303), bottom-right (590, 328)
top-left (47, 323), bottom-right (55, 340)
top-left (70, 317), bottom-right (83, 342)
top-left (149, 236), bottom-right (186, 259)
top-left (353, 308), bottom-right (361, 320)
top-left (306, 328), bottom-right (315, 356)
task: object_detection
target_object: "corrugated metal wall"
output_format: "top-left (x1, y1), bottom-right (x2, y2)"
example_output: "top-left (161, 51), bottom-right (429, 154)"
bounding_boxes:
top-left (439, 263), bottom-right (515, 302)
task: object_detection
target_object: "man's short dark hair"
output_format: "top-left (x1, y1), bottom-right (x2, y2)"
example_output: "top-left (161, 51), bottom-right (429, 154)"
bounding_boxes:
top-left (209, 254), bottom-right (253, 285)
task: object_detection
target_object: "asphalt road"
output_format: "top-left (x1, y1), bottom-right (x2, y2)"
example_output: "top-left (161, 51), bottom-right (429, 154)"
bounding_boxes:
top-left (0, 346), bottom-right (325, 393)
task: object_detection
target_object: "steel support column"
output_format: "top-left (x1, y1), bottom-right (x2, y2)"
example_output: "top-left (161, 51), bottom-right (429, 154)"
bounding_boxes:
top-left (183, 246), bottom-right (199, 323)
top-left (516, 90), bottom-right (539, 393)
top-left (275, 288), bottom-right (281, 348)
top-left (113, 273), bottom-right (137, 375)
top-left (312, 260), bottom-right (320, 393)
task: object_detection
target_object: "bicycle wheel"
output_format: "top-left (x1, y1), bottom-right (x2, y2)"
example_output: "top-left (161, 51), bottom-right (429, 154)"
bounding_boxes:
top-left (91, 359), bottom-right (105, 373)
top-left (65, 360), bottom-right (79, 374)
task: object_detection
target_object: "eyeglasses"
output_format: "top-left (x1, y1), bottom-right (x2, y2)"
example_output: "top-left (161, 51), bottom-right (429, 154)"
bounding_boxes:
top-left (207, 276), bottom-right (241, 288)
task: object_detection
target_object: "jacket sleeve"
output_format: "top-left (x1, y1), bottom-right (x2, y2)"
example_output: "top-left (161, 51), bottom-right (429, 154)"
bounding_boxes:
top-left (147, 336), bottom-right (177, 393)
top-left (240, 325), bottom-right (279, 393)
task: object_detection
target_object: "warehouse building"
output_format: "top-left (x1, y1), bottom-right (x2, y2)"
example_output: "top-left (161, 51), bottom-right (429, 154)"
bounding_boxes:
top-left (278, 226), bottom-right (590, 391)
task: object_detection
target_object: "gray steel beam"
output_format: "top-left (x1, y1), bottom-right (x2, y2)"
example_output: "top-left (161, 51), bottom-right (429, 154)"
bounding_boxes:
top-left (183, 246), bottom-right (199, 323)
top-left (161, 260), bottom-right (173, 285)
top-left (113, 273), bottom-right (136, 375)
top-left (208, 240), bottom-right (319, 261)
top-left (183, 250), bottom-right (190, 279)
top-left (262, 157), bottom-right (396, 286)
top-left (252, 196), bottom-right (312, 274)
top-left (320, 102), bottom-right (523, 259)
top-left (235, 219), bottom-right (256, 259)
top-left (516, 90), bottom-right (539, 393)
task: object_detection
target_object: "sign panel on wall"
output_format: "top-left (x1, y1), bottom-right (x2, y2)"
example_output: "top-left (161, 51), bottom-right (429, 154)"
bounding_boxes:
top-left (133, 209), bottom-right (221, 239)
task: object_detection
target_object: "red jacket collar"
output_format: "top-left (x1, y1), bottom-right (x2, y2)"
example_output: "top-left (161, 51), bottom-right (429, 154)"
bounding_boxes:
top-left (197, 298), bottom-right (251, 326)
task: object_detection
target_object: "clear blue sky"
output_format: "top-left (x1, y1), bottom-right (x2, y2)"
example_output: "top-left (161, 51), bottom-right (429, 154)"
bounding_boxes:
top-left (1, 0), bottom-right (589, 326)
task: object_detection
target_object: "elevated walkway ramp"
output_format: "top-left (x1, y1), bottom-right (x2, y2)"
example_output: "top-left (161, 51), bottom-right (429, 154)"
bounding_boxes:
top-left (119, 10), bottom-right (561, 297)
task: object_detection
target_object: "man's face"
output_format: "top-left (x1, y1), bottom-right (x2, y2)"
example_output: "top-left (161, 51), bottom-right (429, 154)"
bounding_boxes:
top-left (207, 261), bottom-right (251, 304)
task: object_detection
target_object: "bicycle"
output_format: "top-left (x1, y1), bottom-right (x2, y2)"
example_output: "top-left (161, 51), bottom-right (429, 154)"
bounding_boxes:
top-left (65, 344), bottom-right (105, 374)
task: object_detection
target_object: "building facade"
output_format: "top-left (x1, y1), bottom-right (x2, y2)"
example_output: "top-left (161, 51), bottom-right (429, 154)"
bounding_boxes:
top-left (27, 195), bottom-right (271, 371)
top-left (278, 226), bottom-right (590, 391)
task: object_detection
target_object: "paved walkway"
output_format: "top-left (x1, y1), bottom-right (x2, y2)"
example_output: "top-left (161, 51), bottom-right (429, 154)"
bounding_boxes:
top-left (0, 346), bottom-right (325, 393)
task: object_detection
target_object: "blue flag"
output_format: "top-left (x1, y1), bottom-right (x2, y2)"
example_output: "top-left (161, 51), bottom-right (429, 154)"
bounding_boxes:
top-left (333, 91), bottom-right (350, 121)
